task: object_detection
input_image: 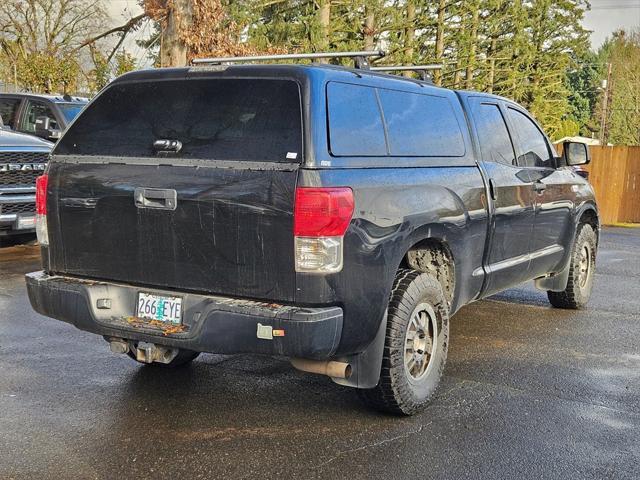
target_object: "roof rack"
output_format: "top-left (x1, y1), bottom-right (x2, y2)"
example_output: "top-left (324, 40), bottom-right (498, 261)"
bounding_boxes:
top-left (369, 65), bottom-right (443, 81)
top-left (191, 50), bottom-right (386, 70)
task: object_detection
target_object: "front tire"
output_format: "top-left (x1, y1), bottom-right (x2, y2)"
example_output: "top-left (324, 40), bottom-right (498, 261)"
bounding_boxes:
top-left (547, 223), bottom-right (597, 309)
top-left (358, 269), bottom-right (450, 415)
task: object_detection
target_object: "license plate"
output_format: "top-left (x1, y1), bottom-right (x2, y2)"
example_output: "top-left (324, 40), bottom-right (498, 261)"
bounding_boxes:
top-left (15, 215), bottom-right (36, 230)
top-left (136, 293), bottom-right (182, 324)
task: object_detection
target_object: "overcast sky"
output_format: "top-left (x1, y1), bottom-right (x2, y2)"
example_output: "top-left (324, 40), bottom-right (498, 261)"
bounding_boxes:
top-left (106, 0), bottom-right (640, 65)
top-left (584, 0), bottom-right (640, 46)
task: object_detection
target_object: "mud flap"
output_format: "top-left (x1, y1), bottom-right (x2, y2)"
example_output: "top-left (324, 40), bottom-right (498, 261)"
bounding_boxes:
top-left (331, 312), bottom-right (387, 389)
top-left (534, 252), bottom-right (571, 292)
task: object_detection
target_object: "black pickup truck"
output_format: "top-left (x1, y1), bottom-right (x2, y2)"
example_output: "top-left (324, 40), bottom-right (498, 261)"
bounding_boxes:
top-left (26, 60), bottom-right (598, 415)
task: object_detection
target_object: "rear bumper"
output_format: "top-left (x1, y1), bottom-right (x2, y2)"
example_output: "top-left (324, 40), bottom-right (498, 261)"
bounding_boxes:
top-left (26, 271), bottom-right (343, 359)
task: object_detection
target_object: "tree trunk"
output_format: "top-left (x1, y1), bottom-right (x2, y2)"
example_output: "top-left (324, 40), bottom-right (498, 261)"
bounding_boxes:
top-left (317, 0), bottom-right (331, 62)
top-left (434, 0), bottom-right (446, 86)
top-left (465, 1), bottom-right (480, 90)
top-left (163, 0), bottom-right (192, 67)
top-left (403, 0), bottom-right (415, 77)
top-left (487, 37), bottom-right (497, 93)
top-left (364, 4), bottom-right (375, 51)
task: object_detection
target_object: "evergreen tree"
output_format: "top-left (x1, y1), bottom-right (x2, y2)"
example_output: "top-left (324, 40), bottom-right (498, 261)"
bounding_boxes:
top-left (565, 50), bottom-right (601, 137)
top-left (597, 29), bottom-right (640, 145)
top-left (135, 0), bottom-right (598, 138)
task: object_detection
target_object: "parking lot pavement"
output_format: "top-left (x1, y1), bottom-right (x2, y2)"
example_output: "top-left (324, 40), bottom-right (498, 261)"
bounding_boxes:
top-left (1, 227), bottom-right (639, 480)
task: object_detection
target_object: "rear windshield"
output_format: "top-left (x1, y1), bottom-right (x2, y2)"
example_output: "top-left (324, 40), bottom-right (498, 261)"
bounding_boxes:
top-left (55, 78), bottom-right (302, 162)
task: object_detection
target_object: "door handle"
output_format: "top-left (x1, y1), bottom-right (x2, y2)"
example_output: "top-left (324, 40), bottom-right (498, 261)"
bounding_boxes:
top-left (533, 181), bottom-right (546, 194)
top-left (60, 197), bottom-right (98, 208)
top-left (134, 187), bottom-right (177, 210)
top-left (488, 178), bottom-right (497, 201)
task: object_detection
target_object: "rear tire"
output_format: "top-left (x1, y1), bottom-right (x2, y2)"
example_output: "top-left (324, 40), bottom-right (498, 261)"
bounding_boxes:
top-left (127, 344), bottom-right (200, 367)
top-left (547, 223), bottom-right (597, 309)
top-left (358, 269), bottom-right (449, 415)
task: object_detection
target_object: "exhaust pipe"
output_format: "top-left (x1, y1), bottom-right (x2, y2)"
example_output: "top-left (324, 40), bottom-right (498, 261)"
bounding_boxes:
top-left (107, 338), bottom-right (178, 364)
top-left (134, 344), bottom-right (179, 364)
top-left (290, 358), bottom-right (352, 379)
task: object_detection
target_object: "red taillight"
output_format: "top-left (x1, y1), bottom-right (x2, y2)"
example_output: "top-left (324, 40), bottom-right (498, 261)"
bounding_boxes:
top-left (294, 187), bottom-right (354, 237)
top-left (35, 174), bottom-right (48, 215)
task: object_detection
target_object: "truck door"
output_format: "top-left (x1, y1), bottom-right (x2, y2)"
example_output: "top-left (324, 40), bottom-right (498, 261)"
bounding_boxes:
top-left (504, 106), bottom-right (574, 278)
top-left (469, 97), bottom-right (536, 296)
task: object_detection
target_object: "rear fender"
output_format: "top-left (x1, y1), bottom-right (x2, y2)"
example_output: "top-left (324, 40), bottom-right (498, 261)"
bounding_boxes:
top-left (296, 167), bottom-right (488, 356)
top-left (332, 229), bottom-right (461, 389)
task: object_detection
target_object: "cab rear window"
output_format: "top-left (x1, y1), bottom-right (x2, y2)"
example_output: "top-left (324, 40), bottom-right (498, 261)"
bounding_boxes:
top-left (55, 79), bottom-right (303, 162)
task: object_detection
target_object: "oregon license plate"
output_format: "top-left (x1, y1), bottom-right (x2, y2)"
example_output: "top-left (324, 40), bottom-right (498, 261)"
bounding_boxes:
top-left (136, 293), bottom-right (182, 324)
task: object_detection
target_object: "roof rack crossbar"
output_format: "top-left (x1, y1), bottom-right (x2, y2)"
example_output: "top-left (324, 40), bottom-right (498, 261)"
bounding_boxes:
top-left (370, 65), bottom-right (443, 81)
top-left (191, 50), bottom-right (385, 69)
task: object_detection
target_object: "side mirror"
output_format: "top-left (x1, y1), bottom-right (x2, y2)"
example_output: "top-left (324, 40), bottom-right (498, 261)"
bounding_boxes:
top-left (563, 141), bottom-right (590, 166)
top-left (35, 116), bottom-right (61, 140)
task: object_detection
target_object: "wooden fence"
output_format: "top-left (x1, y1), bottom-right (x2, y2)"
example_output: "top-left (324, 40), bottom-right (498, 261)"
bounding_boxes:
top-left (583, 146), bottom-right (640, 225)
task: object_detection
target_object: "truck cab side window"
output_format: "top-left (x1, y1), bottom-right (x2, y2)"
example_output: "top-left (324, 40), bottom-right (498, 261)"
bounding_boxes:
top-left (0, 99), bottom-right (21, 129)
top-left (472, 102), bottom-right (516, 166)
top-left (507, 108), bottom-right (553, 169)
top-left (21, 100), bottom-right (58, 133)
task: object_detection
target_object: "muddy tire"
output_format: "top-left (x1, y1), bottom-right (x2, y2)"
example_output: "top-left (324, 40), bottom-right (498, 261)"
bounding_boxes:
top-left (358, 269), bottom-right (449, 415)
top-left (127, 345), bottom-right (200, 367)
top-left (547, 223), bottom-right (597, 309)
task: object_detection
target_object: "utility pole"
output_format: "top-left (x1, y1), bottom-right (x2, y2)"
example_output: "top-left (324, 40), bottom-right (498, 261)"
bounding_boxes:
top-left (600, 62), bottom-right (612, 145)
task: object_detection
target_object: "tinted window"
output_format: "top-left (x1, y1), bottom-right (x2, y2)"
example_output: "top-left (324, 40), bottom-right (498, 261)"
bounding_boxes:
top-left (472, 102), bottom-right (516, 165)
top-left (507, 108), bottom-right (553, 168)
top-left (378, 90), bottom-right (465, 156)
top-left (56, 79), bottom-right (302, 162)
top-left (327, 82), bottom-right (387, 156)
top-left (57, 103), bottom-right (85, 122)
top-left (21, 100), bottom-right (59, 133)
top-left (0, 98), bottom-right (20, 128)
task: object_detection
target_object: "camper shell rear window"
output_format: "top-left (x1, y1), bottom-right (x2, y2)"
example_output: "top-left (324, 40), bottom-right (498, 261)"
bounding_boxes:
top-left (55, 78), bottom-right (303, 163)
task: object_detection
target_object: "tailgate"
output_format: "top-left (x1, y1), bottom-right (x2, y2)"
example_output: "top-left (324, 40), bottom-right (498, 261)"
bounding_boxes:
top-left (46, 76), bottom-right (302, 302)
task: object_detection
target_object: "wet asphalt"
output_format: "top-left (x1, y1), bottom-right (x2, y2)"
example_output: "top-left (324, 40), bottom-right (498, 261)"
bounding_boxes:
top-left (0, 227), bottom-right (638, 480)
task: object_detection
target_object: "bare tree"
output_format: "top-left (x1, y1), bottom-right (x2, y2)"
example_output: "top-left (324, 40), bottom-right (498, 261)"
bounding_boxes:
top-left (0, 0), bottom-right (107, 60)
top-left (0, 0), bottom-right (111, 92)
